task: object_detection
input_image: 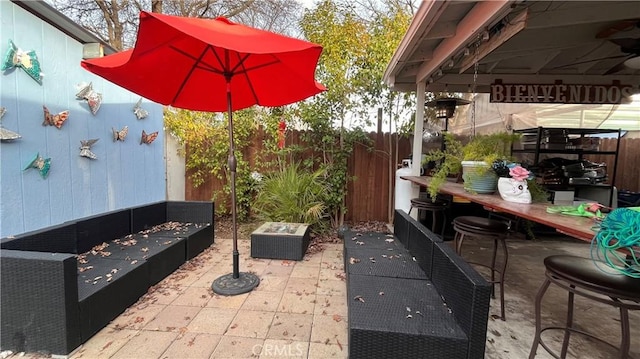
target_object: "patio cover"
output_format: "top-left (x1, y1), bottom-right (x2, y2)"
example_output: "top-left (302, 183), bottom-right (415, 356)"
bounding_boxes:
top-left (383, 0), bottom-right (640, 177)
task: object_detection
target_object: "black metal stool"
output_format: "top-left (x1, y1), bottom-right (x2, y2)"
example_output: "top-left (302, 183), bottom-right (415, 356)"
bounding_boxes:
top-left (529, 255), bottom-right (640, 359)
top-left (408, 196), bottom-right (449, 238)
top-left (453, 215), bottom-right (510, 320)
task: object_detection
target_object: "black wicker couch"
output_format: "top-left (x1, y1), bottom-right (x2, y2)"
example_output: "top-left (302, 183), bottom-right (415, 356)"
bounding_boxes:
top-left (0, 201), bottom-right (214, 356)
top-left (344, 209), bottom-right (491, 359)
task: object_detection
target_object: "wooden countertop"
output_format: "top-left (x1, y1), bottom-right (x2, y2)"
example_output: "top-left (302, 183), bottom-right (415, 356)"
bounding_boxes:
top-left (400, 176), bottom-right (598, 242)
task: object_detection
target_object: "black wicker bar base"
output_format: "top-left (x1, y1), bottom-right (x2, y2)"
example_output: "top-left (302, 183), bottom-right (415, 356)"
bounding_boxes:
top-left (344, 210), bottom-right (491, 359)
top-left (0, 201), bottom-right (214, 356)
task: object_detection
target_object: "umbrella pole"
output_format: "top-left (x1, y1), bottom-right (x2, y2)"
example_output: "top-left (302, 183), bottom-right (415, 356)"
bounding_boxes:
top-left (212, 77), bottom-right (260, 295)
top-left (226, 95), bottom-right (240, 279)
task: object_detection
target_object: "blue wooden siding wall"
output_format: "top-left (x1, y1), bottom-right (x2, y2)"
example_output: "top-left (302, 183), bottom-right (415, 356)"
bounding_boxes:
top-left (0, 2), bottom-right (166, 237)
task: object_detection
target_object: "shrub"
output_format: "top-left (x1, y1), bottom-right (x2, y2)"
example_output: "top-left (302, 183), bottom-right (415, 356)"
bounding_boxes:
top-left (253, 163), bottom-right (328, 230)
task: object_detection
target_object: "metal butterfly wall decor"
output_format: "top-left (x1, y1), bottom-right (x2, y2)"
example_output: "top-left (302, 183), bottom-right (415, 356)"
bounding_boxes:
top-left (24, 152), bottom-right (51, 179)
top-left (42, 106), bottom-right (69, 129)
top-left (133, 98), bottom-right (148, 120)
top-left (79, 139), bottom-right (99, 159)
top-left (140, 130), bottom-right (158, 145)
top-left (75, 82), bottom-right (103, 115)
top-left (112, 126), bottom-right (128, 142)
top-left (1, 40), bottom-right (43, 84)
top-left (0, 106), bottom-right (21, 141)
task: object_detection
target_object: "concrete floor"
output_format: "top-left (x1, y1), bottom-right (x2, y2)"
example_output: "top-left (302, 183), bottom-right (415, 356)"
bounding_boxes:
top-left (5, 233), bottom-right (639, 358)
top-left (470, 235), bottom-right (639, 359)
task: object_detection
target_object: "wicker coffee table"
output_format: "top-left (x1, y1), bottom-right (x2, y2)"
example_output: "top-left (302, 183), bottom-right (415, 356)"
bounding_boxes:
top-left (250, 222), bottom-right (310, 260)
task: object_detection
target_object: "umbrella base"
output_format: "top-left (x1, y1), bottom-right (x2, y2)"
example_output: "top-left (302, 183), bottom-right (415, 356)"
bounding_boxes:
top-left (212, 272), bottom-right (260, 296)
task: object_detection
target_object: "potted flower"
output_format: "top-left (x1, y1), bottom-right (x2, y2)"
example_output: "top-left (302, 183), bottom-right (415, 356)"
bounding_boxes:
top-left (492, 160), bottom-right (547, 203)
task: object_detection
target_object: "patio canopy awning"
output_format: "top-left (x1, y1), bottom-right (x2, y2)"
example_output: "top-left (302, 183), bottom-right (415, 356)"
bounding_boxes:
top-left (384, 1), bottom-right (640, 94)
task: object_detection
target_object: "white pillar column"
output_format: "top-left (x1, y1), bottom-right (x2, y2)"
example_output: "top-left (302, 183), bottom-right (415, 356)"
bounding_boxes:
top-left (410, 81), bottom-right (426, 219)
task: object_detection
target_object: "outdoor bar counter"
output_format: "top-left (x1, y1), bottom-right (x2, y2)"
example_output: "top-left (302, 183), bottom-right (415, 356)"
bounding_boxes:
top-left (400, 176), bottom-right (598, 242)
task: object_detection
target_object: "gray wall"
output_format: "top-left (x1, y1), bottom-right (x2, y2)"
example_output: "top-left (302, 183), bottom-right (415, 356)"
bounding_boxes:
top-left (0, 2), bottom-right (166, 237)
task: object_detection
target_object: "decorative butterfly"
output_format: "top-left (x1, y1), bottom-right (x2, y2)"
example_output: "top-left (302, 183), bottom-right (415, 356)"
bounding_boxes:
top-left (24, 152), bottom-right (51, 179)
top-left (79, 139), bottom-right (99, 159)
top-left (75, 82), bottom-right (102, 115)
top-left (0, 127), bottom-right (21, 141)
top-left (140, 130), bottom-right (159, 145)
top-left (42, 106), bottom-right (69, 129)
top-left (133, 98), bottom-right (148, 120)
top-left (0, 106), bottom-right (21, 141)
top-left (112, 126), bottom-right (128, 142)
top-left (1, 40), bottom-right (43, 84)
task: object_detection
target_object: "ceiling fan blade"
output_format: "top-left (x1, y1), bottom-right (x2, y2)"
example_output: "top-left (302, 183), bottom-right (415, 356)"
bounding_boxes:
top-left (553, 55), bottom-right (629, 69)
top-left (596, 19), bottom-right (639, 39)
top-left (604, 57), bottom-right (632, 75)
top-left (609, 38), bottom-right (640, 50)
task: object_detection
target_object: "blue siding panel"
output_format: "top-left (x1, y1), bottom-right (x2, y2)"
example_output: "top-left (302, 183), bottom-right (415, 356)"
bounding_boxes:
top-left (0, 2), bottom-right (167, 237)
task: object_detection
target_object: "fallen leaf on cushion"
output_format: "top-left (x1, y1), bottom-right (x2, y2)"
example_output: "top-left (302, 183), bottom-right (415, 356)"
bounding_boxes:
top-left (78, 266), bottom-right (93, 272)
top-left (379, 291), bottom-right (384, 296)
top-left (354, 295), bottom-right (365, 302)
top-left (349, 257), bottom-right (360, 264)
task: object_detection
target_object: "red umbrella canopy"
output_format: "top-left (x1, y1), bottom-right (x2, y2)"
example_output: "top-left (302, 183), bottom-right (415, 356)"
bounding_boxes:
top-left (81, 11), bottom-right (325, 112)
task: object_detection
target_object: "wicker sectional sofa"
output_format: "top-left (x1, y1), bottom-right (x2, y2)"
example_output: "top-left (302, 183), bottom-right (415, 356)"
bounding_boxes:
top-left (344, 210), bottom-right (491, 359)
top-left (0, 201), bottom-right (214, 356)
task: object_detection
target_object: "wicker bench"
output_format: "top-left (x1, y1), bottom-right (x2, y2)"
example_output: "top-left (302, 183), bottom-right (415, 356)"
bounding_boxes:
top-left (0, 201), bottom-right (214, 356)
top-left (344, 210), bottom-right (491, 359)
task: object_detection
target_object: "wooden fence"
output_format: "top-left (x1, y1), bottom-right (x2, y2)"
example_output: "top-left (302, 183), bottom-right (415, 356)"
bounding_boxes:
top-left (586, 138), bottom-right (640, 195)
top-left (185, 132), bottom-right (637, 222)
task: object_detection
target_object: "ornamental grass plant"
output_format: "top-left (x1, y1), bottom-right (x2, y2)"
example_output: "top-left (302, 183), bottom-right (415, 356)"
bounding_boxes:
top-left (252, 162), bottom-right (328, 230)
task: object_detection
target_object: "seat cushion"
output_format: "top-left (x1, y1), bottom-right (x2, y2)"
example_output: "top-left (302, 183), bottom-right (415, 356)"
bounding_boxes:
top-left (410, 198), bottom-right (448, 211)
top-left (348, 274), bottom-right (468, 359)
top-left (545, 255), bottom-right (640, 299)
top-left (453, 216), bottom-right (508, 233)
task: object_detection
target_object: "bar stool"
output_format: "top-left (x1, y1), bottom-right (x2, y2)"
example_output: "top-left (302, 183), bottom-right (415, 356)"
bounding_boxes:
top-left (408, 195), bottom-right (449, 238)
top-left (529, 255), bottom-right (640, 359)
top-left (453, 215), bottom-right (510, 320)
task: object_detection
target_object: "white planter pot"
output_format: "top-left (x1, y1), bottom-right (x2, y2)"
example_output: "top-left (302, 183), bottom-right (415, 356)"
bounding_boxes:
top-left (498, 177), bottom-right (532, 203)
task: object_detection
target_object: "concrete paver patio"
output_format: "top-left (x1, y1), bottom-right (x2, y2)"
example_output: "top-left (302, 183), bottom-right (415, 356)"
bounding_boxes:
top-left (7, 230), bottom-right (639, 358)
top-left (70, 236), bottom-right (348, 359)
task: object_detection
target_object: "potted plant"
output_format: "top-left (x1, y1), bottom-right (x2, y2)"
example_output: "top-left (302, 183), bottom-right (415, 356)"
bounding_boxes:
top-left (423, 132), bottom-right (521, 198)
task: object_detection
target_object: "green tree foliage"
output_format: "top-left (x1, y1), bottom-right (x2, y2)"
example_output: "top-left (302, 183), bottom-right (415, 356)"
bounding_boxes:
top-left (297, 0), bottom-right (413, 226)
top-left (164, 108), bottom-right (257, 219)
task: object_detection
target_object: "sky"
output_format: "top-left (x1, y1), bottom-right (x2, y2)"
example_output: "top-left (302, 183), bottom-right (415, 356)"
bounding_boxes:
top-left (298, 0), bottom-right (316, 9)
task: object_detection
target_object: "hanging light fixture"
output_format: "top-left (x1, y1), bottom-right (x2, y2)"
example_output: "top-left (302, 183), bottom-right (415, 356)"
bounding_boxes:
top-left (425, 97), bottom-right (471, 150)
top-left (425, 97), bottom-right (471, 121)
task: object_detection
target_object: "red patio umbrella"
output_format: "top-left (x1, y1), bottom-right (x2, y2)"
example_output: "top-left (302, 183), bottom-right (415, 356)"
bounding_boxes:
top-left (82, 11), bottom-right (325, 295)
